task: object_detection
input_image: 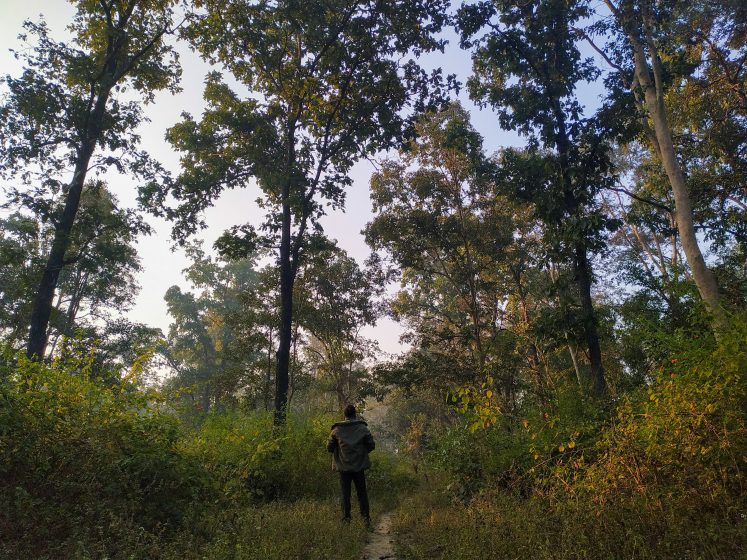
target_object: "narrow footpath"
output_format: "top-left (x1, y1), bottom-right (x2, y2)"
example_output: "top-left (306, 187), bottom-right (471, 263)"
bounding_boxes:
top-left (361, 512), bottom-right (396, 560)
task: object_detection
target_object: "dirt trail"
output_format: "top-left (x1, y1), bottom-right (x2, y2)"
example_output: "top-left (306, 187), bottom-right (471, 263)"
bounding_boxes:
top-left (361, 512), bottom-right (396, 560)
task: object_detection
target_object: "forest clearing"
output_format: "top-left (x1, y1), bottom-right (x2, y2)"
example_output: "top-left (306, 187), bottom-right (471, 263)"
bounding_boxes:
top-left (1, 0), bottom-right (746, 558)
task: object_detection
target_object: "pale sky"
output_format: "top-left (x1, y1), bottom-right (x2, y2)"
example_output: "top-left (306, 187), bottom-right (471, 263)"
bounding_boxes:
top-left (0, 1), bottom-right (603, 355)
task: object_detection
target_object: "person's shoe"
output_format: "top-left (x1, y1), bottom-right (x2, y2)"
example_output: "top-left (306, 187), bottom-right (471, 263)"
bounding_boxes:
top-left (363, 516), bottom-right (372, 530)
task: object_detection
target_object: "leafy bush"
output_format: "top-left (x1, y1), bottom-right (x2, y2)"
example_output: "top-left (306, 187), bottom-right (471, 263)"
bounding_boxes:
top-left (396, 317), bottom-right (747, 559)
top-left (177, 410), bottom-right (338, 503)
top-left (178, 408), bottom-right (416, 507)
top-left (0, 348), bottom-right (415, 559)
top-left (561, 316), bottom-right (747, 520)
top-left (0, 352), bottom-right (206, 559)
top-left (426, 379), bottom-right (606, 500)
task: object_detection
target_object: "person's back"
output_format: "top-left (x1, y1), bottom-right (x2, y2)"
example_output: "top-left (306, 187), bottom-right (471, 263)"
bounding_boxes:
top-left (328, 418), bottom-right (375, 472)
top-left (326, 404), bottom-right (375, 524)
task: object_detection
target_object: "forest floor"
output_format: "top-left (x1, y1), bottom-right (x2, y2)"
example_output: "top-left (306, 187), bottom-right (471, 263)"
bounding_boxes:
top-left (361, 512), bottom-right (397, 560)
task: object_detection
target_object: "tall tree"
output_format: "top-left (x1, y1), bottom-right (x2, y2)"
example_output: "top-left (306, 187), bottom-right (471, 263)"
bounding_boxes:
top-left (0, 182), bottom-right (147, 351)
top-left (598, 0), bottom-right (743, 325)
top-left (295, 242), bottom-right (381, 408)
top-left (155, 0), bottom-right (449, 422)
top-left (366, 104), bottom-right (526, 406)
top-left (0, 0), bottom-right (180, 359)
top-left (458, 0), bottom-right (620, 397)
top-left (163, 243), bottom-right (261, 413)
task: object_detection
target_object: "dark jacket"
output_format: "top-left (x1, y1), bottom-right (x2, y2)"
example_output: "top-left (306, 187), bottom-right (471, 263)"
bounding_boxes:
top-left (326, 418), bottom-right (375, 472)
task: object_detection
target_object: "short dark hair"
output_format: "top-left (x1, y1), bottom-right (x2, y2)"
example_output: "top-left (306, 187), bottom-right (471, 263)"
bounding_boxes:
top-left (343, 404), bottom-right (356, 418)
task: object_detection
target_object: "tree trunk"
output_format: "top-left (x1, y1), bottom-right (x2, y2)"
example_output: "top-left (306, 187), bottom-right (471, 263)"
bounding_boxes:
top-left (26, 61), bottom-right (116, 359)
top-left (336, 377), bottom-right (346, 410)
top-left (27, 160), bottom-right (91, 359)
top-left (265, 328), bottom-right (273, 411)
top-left (636, 55), bottom-right (723, 320)
top-left (617, 0), bottom-right (724, 326)
top-left (550, 91), bottom-right (607, 397)
top-left (575, 244), bottom-right (606, 398)
top-left (201, 381), bottom-right (211, 414)
top-left (288, 321), bottom-right (300, 406)
top-left (567, 338), bottom-right (583, 388)
top-left (274, 185), bottom-right (294, 425)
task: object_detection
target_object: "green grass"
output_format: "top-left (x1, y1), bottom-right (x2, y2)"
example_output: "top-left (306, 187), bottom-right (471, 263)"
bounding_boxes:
top-left (163, 499), bottom-right (370, 560)
top-left (392, 483), bottom-right (747, 560)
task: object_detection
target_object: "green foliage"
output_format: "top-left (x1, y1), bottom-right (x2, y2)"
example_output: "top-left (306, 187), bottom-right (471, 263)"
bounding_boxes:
top-left (153, 0), bottom-right (451, 243)
top-left (179, 408), bottom-right (415, 506)
top-left (0, 4), bottom-right (180, 188)
top-left (0, 183), bottom-right (149, 351)
top-left (1, 0), bottom-right (181, 358)
top-left (296, 241), bottom-right (383, 407)
top-left (178, 411), bottom-right (337, 503)
top-left (162, 243), bottom-right (268, 413)
top-left (447, 376), bottom-right (500, 432)
top-left (0, 347), bottom-right (411, 558)
top-left (366, 103), bottom-right (532, 405)
top-left (396, 317), bottom-right (747, 559)
top-left (147, 0), bottom-right (452, 422)
top-left (0, 352), bottom-right (204, 559)
top-left (566, 318), bottom-right (747, 511)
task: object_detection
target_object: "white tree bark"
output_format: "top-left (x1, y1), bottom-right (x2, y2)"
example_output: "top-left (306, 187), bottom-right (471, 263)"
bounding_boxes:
top-left (608, 0), bottom-right (725, 327)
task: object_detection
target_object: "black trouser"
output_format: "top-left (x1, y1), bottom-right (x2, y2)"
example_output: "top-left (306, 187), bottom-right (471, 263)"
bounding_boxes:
top-left (339, 470), bottom-right (369, 521)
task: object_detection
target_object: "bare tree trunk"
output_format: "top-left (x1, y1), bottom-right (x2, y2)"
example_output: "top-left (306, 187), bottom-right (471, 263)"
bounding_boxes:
top-left (611, 0), bottom-right (724, 327)
top-left (567, 338), bottom-right (583, 388)
top-left (265, 328), bottom-right (273, 411)
top-left (27, 156), bottom-right (92, 359)
top-left (275, 190), bottom-right (293, 424)
top-left (288, 322), bottom-right (300, 406)
top-left (575, 244), bottom-right (606, 397)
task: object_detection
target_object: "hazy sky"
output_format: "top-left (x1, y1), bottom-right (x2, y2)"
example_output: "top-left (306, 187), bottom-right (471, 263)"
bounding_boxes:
top-left (0, 1), bottom-right (603, 354)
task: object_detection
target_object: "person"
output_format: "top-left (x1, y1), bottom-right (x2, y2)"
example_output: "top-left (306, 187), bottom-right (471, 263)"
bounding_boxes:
top-left (326, 404), bottom-right (375, 525)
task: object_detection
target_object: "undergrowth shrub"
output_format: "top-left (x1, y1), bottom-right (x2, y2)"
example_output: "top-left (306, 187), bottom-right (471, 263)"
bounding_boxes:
top-left (550, 317), bottom-right (747, 552)
top-left (165, 499), bottom-right (369, 560)
top-left (0, 353), bottom-right (206, 559)
top-left (179, 409), bottom-right (416, 507)
top-left (542, 318), bottom-right (747, 505)
top-left (0, 349), bottom-right (416, 559)
top-left (398, 317), bottom-right (747, 559)
top-left (427, 380), bottom-right (606, 500)
top-left (177, 411), bottom-right (338, 503)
